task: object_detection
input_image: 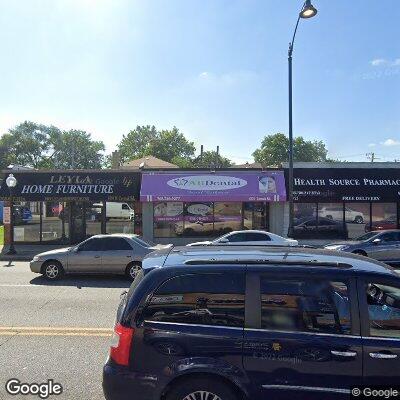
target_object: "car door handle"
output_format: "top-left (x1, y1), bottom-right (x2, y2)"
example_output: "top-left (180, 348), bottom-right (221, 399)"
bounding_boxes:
top-left (94, 255), bottom-right (101, 259)
top-left (126, 255), bottom-right (132, 258)
top-left (369, 352), bottom-right (398, 359)
top-left (331, 350), bottom-right (357, 357)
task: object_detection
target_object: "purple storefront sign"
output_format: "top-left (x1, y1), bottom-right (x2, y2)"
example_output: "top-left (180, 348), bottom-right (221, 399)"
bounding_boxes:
top-left (140, 171), bottom-right (286, 202)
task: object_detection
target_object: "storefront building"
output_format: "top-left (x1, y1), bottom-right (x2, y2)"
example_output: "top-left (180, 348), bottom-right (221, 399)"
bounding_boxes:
top-left (0, 170), bottom-right (141, 245)
top-left (139, 170), bottom-right (287, 245)
top-left (284, 162), bottom-right (400, 240)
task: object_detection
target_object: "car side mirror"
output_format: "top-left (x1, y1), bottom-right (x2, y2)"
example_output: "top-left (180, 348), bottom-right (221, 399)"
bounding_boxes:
top-left (219, 238), bottom-right (229, 244)
top-left (372, 238), bottom-right (382, 245)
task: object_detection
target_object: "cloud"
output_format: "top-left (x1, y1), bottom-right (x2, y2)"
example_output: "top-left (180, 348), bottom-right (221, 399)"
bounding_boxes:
top-left (370, 58), bottom-right (400, 67)
top-left (381, 139), bottom-right (400, 147)
top-left (368, 143), bottom-right (376, 147)
top-left (197, 70), bottom-right (259, 86)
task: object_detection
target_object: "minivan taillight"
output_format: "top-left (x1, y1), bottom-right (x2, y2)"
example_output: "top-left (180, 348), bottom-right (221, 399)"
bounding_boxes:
top-left (110, 323), bottom-right (134, 366)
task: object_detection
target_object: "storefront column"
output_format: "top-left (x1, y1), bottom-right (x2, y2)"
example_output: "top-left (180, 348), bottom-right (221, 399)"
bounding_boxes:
top-left (269, 202), bottom-right (288, 237)
top-left (141, 202), bottom-right (154, 243)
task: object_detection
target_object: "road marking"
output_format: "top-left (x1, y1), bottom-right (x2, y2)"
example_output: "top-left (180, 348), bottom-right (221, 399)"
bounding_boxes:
top-left (0, 326), bottom-right (113, 337)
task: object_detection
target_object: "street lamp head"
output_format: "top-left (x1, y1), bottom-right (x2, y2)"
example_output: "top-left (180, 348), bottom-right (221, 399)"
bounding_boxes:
top-left (300, 0), bottom-right (317, 19)
top-left (6, 173), bottom-right (17, 188)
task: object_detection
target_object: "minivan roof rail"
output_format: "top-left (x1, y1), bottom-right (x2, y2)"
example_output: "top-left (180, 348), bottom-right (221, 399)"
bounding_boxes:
top-left (183, 259), bottom-right (352, 269)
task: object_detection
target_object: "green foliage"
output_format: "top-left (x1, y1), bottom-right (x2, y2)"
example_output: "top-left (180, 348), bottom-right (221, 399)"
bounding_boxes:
top-left (49, 130), bottom-right (105, 169)
top-left (0, 225), bottom-right (3, 245)
top-left (253, 132), bottom-right (328, 166)
top-left (118, 125), bottom-right (196, 165)
top-left (0, 121), bottom-right (105, 169)
top-left (193, 150), bottom-right (232, 168)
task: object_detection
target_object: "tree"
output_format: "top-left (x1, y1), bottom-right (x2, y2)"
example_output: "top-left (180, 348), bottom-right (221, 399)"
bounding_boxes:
top-left (253, 132), bottom-right (328, 166)
top-left (193, 150), bottom-right (232, 168)
top-left (117, 125), bottom-right (195, 166)
top-left (0, 121), bottom-right (105, 169)
top-left (0, 121), bottom-right (56, 168)
top-left (117, 125), bottom-right (158, 164)
top-left (48, 130), bottom-right (105, 169)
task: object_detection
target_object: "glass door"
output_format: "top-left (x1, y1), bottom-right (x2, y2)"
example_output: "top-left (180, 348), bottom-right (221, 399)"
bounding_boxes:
top-left (68, 201), bottom-right (86, 244)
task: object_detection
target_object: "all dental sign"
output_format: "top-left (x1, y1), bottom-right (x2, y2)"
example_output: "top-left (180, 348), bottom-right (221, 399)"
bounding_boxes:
top-left (167, 175), bottom-right (247, 191)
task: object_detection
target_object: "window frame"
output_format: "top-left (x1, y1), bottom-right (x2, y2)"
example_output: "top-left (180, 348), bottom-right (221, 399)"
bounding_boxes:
top-left (138, 271), bottom-right (246, 328)
top-left (77, 237), bottom-right (105, 252)
top-left (245, 271), bottom-right (360, 336)
top-left (357, 275), bottom-right (400, 339)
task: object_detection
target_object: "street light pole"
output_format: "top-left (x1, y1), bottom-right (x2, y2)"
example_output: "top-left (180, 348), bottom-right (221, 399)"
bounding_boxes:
top-left (287, 0), bottom-right (317, 238)
top-left (6, 173), bottom-right (17, 255)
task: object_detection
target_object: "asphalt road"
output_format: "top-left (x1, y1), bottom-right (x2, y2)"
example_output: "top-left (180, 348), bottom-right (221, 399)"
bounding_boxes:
top-left (0, 261), bottom-right (131, 400)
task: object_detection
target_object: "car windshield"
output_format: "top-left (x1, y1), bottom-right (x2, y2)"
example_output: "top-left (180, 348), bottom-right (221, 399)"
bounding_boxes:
top-left (356, 232), bottom-right (379, 241)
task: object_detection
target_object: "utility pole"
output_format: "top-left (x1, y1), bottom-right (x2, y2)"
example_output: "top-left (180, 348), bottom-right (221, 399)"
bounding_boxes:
top-left (216, 146), bottom-right (220, 169)
top-left (366, 152), bottom-right (379, 162)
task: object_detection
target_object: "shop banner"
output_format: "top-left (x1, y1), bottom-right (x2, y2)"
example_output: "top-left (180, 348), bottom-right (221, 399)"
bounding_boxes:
top-left (141, 171), bottom-right (286, 202)
top-left (0, 171), bottom-right (140, 201)
top-left (286, 168), bottom-right (400, 202)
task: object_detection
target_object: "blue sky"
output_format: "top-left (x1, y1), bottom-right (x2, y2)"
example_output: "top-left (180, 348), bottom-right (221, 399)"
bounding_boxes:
top-left (0, 0), bottom-right (399, 163)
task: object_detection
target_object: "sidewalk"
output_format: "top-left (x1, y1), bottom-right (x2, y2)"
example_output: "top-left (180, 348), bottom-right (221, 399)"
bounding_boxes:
top-left (0, 244), bottom-right (67, 261)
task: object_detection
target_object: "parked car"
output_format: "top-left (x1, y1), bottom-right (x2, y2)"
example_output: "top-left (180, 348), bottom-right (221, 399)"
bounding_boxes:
top-left (319, 206), bottom-right (364, 224)
top-left (325, 230), bottom-right (400, 265)
top-left (187, 230), bottom-right (298, 247)
top-left (92, 202), bottom-right (135, 221)
top-left (103, 245), bottom-right (400, 400)
top-left (293, 216), bottom-right (348, 239)
top-left (29, 234), bottom-right (172, 280)
top-left (365, 216), bottom-right (397, 232)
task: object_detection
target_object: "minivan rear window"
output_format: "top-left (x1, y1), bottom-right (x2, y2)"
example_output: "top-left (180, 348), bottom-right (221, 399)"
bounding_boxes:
top-left (142, 273), bottom-right (245, 328)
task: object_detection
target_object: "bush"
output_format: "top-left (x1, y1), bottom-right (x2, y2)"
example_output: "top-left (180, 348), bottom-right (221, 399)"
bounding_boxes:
top-left (0, 226), bottom-right (4, 245)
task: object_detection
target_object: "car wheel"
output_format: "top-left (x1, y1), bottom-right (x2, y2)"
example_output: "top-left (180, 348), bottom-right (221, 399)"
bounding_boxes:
top-left (326, 215), bottom-right (333, 219)
top-left (125, 263), bottom-right (141, 281)
top-left (354, 216), bottom-right (364, 224)
top-left (166, 377), bottom-right (238, 400)
top-left (42, 261), bottom-right (64, 280)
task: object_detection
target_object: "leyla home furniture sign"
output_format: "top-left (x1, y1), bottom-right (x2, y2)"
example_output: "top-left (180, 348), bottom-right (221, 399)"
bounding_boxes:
top-left (290, 168), bottom-right (400, 202)
top-left (140, 171), bottom-right (287, 202)
top-left (0, 171), bottom-right (140, 201)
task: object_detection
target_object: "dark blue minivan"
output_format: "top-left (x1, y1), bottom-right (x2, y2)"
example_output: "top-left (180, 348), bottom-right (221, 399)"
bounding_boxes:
top-left (103, 246), bottom-right (400, 400)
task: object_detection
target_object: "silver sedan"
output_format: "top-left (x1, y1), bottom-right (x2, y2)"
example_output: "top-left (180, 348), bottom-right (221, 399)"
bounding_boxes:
top-left (30, 234), bottom-right (172, 281)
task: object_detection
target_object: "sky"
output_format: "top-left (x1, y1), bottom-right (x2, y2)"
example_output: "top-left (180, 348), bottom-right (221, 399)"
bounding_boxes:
top-left (0, 0), bottom-right (399, 164)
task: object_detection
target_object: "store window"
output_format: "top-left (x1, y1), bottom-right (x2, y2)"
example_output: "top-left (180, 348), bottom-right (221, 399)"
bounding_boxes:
top-left (41, 202), bottom-right (69, 243)
top-left (293, 203), bottom-right (317, 239)
top-left (260, 278), bottom-right (351, 335)
top-left (183, 202), bottom-right (214, 237)
top-left (105, 201), bottom-right (135, 235)
top-left (371, 203), bottom-right (397, 232)
top-left (244, 202), bottom-right (267, 230)
top-left (345, 203), bottom-right (370, 239)
top-left (85, 202), bottom-right (102, 238)
top-left (142, 273), bottom-right (245, 327)
top-left (154, 202), bottom-right (184, 238)
top-left (213, 202), bottom-right (242, 235)
top-left (14, 201), bottom-right (40, 242)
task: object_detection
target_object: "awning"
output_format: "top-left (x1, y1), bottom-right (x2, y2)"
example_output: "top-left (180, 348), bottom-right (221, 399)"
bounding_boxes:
top-left (0, 171), bottom-right (141, 201)
top-left (140, 171), bottom-right (286, 202)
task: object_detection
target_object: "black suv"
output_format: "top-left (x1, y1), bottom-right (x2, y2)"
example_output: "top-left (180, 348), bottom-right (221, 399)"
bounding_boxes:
top-left (103, 246), bottom-right (400, 400)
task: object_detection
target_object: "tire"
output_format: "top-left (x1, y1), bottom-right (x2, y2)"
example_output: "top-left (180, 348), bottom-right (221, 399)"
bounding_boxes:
top-left (354, 216), bottom-right (364, 224)
top-left (326, 215), bottom-right (333, 220)
top-left (166, 377), bottom-right (238, 400)
top-left (125, 263), bottom-right (141, 281)
top-left (42, 261), bottom-right (64, 281)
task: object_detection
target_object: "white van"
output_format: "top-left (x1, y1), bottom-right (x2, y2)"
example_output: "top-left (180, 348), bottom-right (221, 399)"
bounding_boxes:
top-left (92, 202), bottom-right (135, 220)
